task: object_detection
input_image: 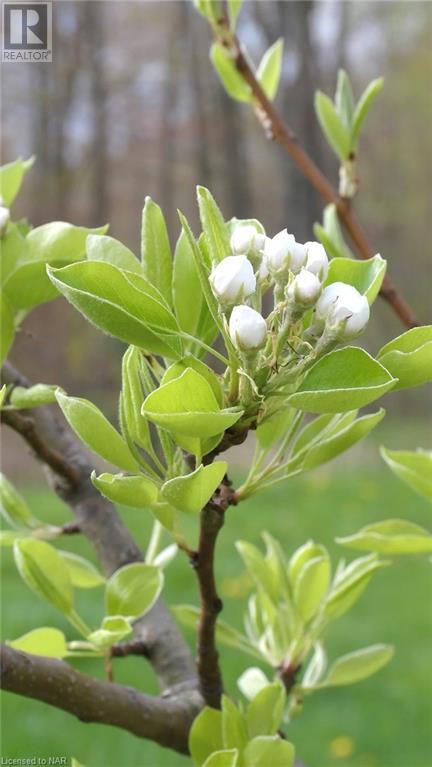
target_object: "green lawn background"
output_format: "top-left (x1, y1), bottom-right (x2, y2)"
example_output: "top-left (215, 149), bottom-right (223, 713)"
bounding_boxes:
top-left (1, 457), bottom-right (431, 767)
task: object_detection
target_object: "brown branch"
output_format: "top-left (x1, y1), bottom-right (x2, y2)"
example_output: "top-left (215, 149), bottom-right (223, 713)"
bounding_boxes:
top-left (0, 644), bottom-right (200, 755)
top-left (189, 480), bottom-right (238, 709)
top-left (1, 361), bottom-right (197, 694)
top-left (214, 24), bottom-right (419, 330)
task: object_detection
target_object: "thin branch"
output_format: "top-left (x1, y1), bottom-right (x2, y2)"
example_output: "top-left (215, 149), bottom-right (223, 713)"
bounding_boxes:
top-left (189, 479), bottom-right (238, 709)
top-left (213, 24), bottom-right (419, 330)
top-left (1, 361), bottom-right (197, 694)
top-left (0, 644), bottom-right (200, 755)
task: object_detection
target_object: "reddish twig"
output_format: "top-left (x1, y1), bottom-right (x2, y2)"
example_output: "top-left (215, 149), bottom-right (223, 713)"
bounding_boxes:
top-left (213, 24), bottom-right (419, 330)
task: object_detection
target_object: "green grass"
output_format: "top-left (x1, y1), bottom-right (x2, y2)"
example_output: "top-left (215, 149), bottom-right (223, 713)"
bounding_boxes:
top-left (1, 467), bottom-right (431, 767)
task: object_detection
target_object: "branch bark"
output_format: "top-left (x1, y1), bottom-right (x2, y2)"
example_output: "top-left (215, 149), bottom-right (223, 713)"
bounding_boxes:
top-left (1, 361), bottom-right (197, 694)
top-left (213, 23), bottom-right (419, 330)
top-left (0, 644), bottom-right (200, 755)
top-left (189, 479), bottom-right (237, 709)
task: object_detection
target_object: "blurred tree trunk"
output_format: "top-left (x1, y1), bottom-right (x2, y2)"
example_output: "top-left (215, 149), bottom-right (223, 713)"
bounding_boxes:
top-left (159, 2), bottom-right (182, 236)
top-left (187, 7), bottom-right (212, 190)
top-left (84, 1), bottom-right (108, 226)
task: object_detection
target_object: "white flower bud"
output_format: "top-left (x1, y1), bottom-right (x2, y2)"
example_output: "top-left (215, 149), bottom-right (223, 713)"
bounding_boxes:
top-left (290, 241), bottom-right (308, 273)
top-left (316, 281), bottom-right (370, 338)
top-left (288, 269), bottom-right (322, 307)
top-left (230, 224), bottom-right (266, 257)
top-left (229, 305), bottom-right (267, 351)
top-left (0, 206), bottom-right (10, 236)
top-left (304, 241), bottom-right (329, 280)
top-left (210, 255), bottom-right (256, 306)
top-left (264, 229), bottom-right (296, 274)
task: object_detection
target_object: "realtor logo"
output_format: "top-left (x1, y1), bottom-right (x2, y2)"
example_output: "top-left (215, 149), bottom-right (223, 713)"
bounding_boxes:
top-left (2, 2), bottom-right (52, 62)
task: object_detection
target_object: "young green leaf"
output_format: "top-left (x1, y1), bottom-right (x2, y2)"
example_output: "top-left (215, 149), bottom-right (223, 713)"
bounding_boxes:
top-left (7, 627), bottom-right (68, 659)
top-left (335, 70), bottom-right (355, 128)
top-left (48, 261), bottom-right (181, 358)
top-left (193, 0), bottom-right (222, 25)
top-left (105, 562), bottom-right (163, 618)
top-left (0, 473), bottom-right (40, 530)
top-left (221, 695), bottom-right (248, 751)
top-left (381, 447), bottom-right (432, 502)
top-left (8, 384), bottom-right (57, 409)
top-left (288, 347), bottom-right (397, 414)
top-left (14, 539), bottom-right (74, 615)
top-left (161, 462), bottom-right (227, 514)
top-left (243, 736), bottom-right (295, 767)
top-left (315, 91), bottom-right (351, 160)
top-left (197, 186), bottom-right (231, 265)
top-left (120, 346), bottom-right (152, 453)
top-left (143, 368), bottom-right (243, 438)
top-left (351, 78), bottom-right (384, 150)
top-left (0, 292), bottom-right (14, 364)
top-left (377, 326), bottom-right (432, 390)
top-left (324, 555), bottom-right (388, 619)
top-left (0, 156), bottom-right (34, 207)
top-left (173, 605), bottom-right (262, 660)
top-left (189, 707), bottom-right (224, 767)
top-left (227, 0), bottom-right (242, 29)
top-left (162, 357), bottom-right (223, 406)
top-left (294, 554), bottom-right (331, 622)
top-left (87, 616), bottom-right (133, 650)
top-left (325, 254), bottom-right (387, 305)
top-left (256, 39), bottom-right (284, 101)
top-left (246, 682), bottom-right (285, 738)
top-left (236, 540), bottom-right (280, 603)
top-left (91, 472), bottom-right (158, 509)
top-left (141, 197), bottom-right (173, 306)
top-left (58, 551), bottom-right (105, 589)
top-left (202, 751), bottom-right (239, 767)
top-left (318, 644), bottom-right (394, 687)
top-left (210, 43), bottom-right (252, 103)
top-left (256, 407), bottom-right (296, 450)
top-left (86, 234), bottom-right (141, 273)
top-left (56, 391), bottom-right (139, 472)
top-left (336, 519), bottom-right (432, 555)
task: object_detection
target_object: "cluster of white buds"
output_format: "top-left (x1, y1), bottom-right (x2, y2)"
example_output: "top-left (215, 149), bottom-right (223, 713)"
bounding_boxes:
top-left (316, 281), bottom-right (370, 339)
top-left (209, 220), bottom-right (370, 359)
top-left (0, 199), bottom-right (10, 237)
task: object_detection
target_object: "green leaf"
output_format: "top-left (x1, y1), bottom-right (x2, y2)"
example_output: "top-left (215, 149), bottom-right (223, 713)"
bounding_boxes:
top-left (288, 347), bottom-right (396, 414)
top-left (55, 391), bottom-right (139, 472)
top-left (105, 562), bottom-right (163, 618)
top-left (197, 186), bottom-right (232, 265)
top-left (315, 91), bottom-right (351, 160)
top-left (0, 156), bottom-right (34, 206)
top-left (319, 644), bottom-right (394, 688)
top-left (236, 540), bottom-right (279, 603)
top-left (301, 642), bottom-right (327, 689)
top-left (86, 234), bottom-right (141, 273)
top-left (120, 346), bottom-right (152, 454)
top-left (91, 472), bottom-right (158, 509)
top-left (0, 472), bottom-right (40, 529)
top-left (0, 292), bottom-right (14, 364)
top-left (0, 224), bottom-right (28, 286)
top-left (173, 230), bottom-right (217, 355)
top-left (336, 519), bottom-right (432, 555)
top-left (4, 222), bottom-right (108, 312)
top-left (289, 541), bottom-right (328, 584)
top-left (227, 0), bottom-right (242, 29)
top-left (322, 204), bottom-right (354, 259)
top-left (381, 447), bottom-right (432, 502)
top-left (162, 357), bottom-right (223, 406)
top-left (221, 695), bottom-right (248, 751)
top-left (0, 530), bottom-right (26, 546)
top-left (256, 407), bottom-right (296, 450)
top-left (9, 384), bottom-right (57, 409)
top-left (58, 551), bottom-right (105, 588)
top-left (202, 751), bottom-right (239, 767)
top-left (14, 539), bottom-right (73, 614)
top-left (325, 254), bottom-right (387, 305)
top-left (243, 736), bottom-right (295, 767)
top-left (324, 555), bottom-right (387, 619)
top-left (377, 326), bottom-right (432, 390)
top-left (193, 0), bottom-right (221, 25)
top-left (210, 43), bottom-right (251, 103)
top-left (141, 197), bottom-right (173, 306)
top-left (161, 462), bottom-right (227, 514)
top-left (48, 261), bottom-right (181, 358)
top-left (143, 368), bottom-right (242, 438)
top-left (256, 39), bottom-right (284, 101)
top-left (335, 70), bottom-right (355, 128)
top-left (294, 554), bottom-right (331, 622)
top-left (87, 616), bottom-right (133, 649)
top-left (351, 78), bottom-right (384, 150)
top-left (7, 627), bottom-right (68, 659)
top-left (293, 409), bottom-right (385, 472)
top-left (246, 682), bottom-right (285, 738)
top-left (189, 707), bottom-right (223, 767)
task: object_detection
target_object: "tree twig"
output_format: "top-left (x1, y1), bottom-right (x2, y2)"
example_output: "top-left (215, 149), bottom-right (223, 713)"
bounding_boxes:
top-left (213, 22), bottom-right (419, 330)
top-left (0, 644), bottom-right (200, 755)
top-left (189, 479), bottom-right (237, 709)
